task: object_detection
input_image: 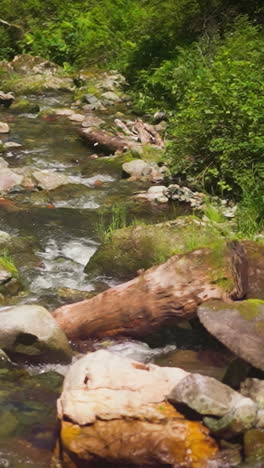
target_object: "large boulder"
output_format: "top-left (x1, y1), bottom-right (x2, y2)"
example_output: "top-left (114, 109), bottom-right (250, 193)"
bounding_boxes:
top-left (56, 350), bottom-right (217, 467)
top-left (198, 300), bottom-right (264, 371)
top-left (85, 216), bottom-right (227, 279)
top-left (0, 55), bottom-right (74, 95)
top-left (0, 305), bottom-right (72, 361)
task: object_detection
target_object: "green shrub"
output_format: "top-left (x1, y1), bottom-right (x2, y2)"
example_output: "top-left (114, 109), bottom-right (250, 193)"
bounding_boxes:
top-left (166, 18), bottom-right (264, 196)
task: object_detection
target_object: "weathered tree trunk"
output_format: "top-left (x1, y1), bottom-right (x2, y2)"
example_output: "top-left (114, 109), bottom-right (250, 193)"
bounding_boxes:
top-left (78, 127), bottom-right (134, 154)
top-left (53, 242), bottom-right (251, 340)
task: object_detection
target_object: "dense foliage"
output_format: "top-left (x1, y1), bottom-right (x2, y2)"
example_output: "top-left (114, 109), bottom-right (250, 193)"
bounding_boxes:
top-left (0, 0), bottom-right (263, 232)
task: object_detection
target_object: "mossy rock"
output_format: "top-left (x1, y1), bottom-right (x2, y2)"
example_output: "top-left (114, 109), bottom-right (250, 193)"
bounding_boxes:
top-left (133, 144), bottom-right (165, 162)
top-left (2, 74), bottom-right (74, 95)
top-left (0, 364), bottom-right (63, 440)
top-left (85, 216), bottom-right (228, 279)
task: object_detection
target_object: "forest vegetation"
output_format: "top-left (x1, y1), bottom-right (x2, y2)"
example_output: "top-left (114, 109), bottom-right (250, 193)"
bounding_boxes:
top-left (1, 0), bottom-right (263, 235)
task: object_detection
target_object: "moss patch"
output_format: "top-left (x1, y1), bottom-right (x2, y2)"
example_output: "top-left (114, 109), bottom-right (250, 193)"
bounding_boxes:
top-left (85, 216), bottom-right (233, 280)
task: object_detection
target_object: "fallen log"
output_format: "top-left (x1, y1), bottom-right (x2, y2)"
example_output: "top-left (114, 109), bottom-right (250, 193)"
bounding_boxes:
top-left (53, 241), bottom-right (253, 340)
top-left (78, 127), bottom-right (134, 154)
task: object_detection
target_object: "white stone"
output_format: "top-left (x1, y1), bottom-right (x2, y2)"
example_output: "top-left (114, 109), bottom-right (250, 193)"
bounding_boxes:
top-left (0, 123), bottom-right (10, 134)
top-left (57, 350), bottom-right (188, 425)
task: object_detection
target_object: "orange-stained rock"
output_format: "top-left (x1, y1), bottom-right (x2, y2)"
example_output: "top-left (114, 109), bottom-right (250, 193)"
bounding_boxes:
top-left (57, 411), bottom-right (217, 468)
top-left (55, 351), bottom-right (218, 467)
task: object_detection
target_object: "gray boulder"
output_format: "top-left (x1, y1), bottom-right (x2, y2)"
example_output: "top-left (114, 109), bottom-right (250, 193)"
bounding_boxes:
top-left (169, 373), bottom-right (257, 436)
top-left (198, 300), bottom-right (264, 371)
top-left (0, 305), bottom-right (72, 361)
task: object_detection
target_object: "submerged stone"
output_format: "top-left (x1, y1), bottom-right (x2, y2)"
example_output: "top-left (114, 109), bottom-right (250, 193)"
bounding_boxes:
top-left (244, 429), bottom-right (264, 465)
top-left (10, 98), bottom-right (40, 114)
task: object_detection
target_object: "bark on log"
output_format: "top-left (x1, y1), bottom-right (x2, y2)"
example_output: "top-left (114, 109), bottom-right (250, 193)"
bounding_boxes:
top-left (53, 242), bottom-right (251, 340)
top-left (78, 127), bottom-right (134, 154)
top-left (133, 120), bottom-right (164, 147)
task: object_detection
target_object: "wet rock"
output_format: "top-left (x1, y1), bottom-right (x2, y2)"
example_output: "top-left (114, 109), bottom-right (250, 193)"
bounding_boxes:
top-left (56, 287), bottom-right (94, 304)
top-left (122, 158), bottom-right (148, 177)
top-left (0, 348), bottom-right (10, 362)
top-left (240, 379), bottom-right (264, 429)
top-left (0, 230), bottom-right (11, 245)
top-left (81, 114), bottom-right (105, 128)
top-left (32, 170), bottom-right (72, 191)
top-left (15, 166), bottom-right (35, 189)
top-left (122, 159), bottom-right (166, 181)
top-left (56, 350), bottom-right (217, 467)
top-left (68, 113), bottom-right (85, 122)
top-left (165, 184), bottom-right (206, 209)
top-left (0, 91), bottom-right (14, 108)
top-left (136, 184), bottom-right (168, 203)
top-left (11, 54), bottom-right (59, 75)
top-left (0, 123), bottom-right (10, 134)
top-left (241, 379), bottom-right (264, 410)
top-left (198, 300), bottom-right (264, 371)
top-left (83, 93), bottom-right (104, 110)
top-left (244, 429), bottom-right (264, 465)
top-left (0, 157), bottom-right (9, 168)
top-left (156, 349), bottom-right (229, 381)
top-left (10, 98), bottom-right (40, 114)
top-left (0, 304), bottom-right (72, 361)
top-left (3, 141), bottom-right (22, 150)
top-left (0, 364), bottom-right (63, 444)
top-left (169, 373), bottom-right (257, 437)
top-left (0, 168), bottom-right (23, 192)
top-left (53, 108), bottom-right (74, 117)
top-left (101, 91), bottom-right (122, 102)
top-left (1, 55), bottom-right (74, 94)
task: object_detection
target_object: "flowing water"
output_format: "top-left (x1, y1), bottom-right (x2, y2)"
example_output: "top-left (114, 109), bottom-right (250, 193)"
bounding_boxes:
top-left (0, 94), bottom-right (228, 466)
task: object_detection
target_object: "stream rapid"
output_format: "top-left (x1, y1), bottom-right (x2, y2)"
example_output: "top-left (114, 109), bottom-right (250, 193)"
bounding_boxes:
top-left (0, 93), bottom-right (227, 467)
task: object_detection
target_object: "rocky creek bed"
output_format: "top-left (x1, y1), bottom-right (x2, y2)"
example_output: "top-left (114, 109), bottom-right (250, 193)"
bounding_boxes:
top-left (0, 55), bottom-right (264, 467)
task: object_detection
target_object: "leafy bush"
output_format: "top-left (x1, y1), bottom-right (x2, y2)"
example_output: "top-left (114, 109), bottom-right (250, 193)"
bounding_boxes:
top-left (166, 18), bottom-right (264, 196)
